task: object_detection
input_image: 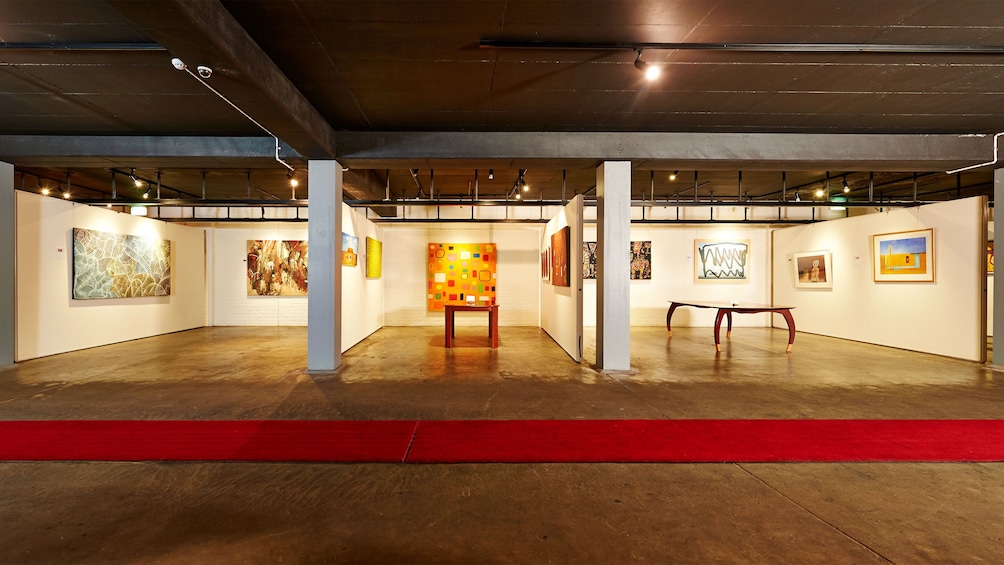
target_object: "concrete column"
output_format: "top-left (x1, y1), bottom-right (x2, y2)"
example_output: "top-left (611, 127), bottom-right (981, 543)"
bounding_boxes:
top-left (994, 169), bottom-right (1004, 364)
top-left (0, 162), bottom-right (13, 367)
top-left (596, 161), bottom-right (631, 370)
top-left (307, 160), bottom-right (343, 372)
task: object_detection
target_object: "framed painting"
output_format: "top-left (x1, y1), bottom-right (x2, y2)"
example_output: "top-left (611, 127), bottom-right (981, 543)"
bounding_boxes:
top-left (427, 243), bottom-right (497, 311)
top-left (551, 226), bottom-right (570, 287)
top-left (695, 239), bottom-right (750, 282)
top-left (247, 240), bottom-right (309, 296)
top-left (342, 233), bottom-right (359, 266)
top-left (989, 241), bottom-right (994, 275)
top-left (792, 250), bottom-right (832, 289)
top-left (872, 228), bottom-right (934, 282)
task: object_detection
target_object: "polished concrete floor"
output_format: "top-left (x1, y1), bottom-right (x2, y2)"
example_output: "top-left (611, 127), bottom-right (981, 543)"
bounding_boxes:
top-left (1, 325), bottom-right (1003, 563)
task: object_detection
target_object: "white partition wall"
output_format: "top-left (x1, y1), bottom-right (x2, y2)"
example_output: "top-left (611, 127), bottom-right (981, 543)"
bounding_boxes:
top-left (206, 204), bottom-right (383, 353)
top-left (15, 191), bottom-right (206, 361)
top-left (340, 204), bottom-right (385, 351)
top-left (381, 223), bottom-right (541, 327)
top-left (773, 196), bottom-right (986, 361)
top-left (540, 196), bottom-right (584, 362)
top-left (583, 224), bottom-right (771, 327)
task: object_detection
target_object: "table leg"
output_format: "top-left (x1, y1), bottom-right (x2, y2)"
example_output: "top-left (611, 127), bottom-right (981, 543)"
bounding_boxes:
top-left (726, 311), bottom-right (733, 338)
top-left (780, 308), bottom-right (796, 352)
top-left (714, 309), bottom-right (727, 352)
top-left (666, 302), bottom-right (680, 336)
top-left (490, 306), bottom-right (499, 348)
top-left (445, 309), bottom-right (454, 348)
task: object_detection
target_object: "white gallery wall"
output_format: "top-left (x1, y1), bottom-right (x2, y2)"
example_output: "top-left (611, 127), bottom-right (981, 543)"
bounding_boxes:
top-left (381, 223), bottom-right (541, 326)
top-left (207, 204), bottom-right (384, 353)
top-left (773, 196), bottom-right (985, 361)
top-left (540, 196), bottom-right (584, 361)
top-left (583, 224), bottom-right (771, 327)
top-left (16, 191), bottom-right (206, 360)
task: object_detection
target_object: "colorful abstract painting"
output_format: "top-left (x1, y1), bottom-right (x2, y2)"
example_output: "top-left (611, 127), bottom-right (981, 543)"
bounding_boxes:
top-left (342, 233), bottom-right (359, 267)
top-left (427, 243), bottom-right (497, 311)
top-left (366, 237), bottom-right (382, 278)
top-left (792, 250), bottom-right (832, 289)
top-left (583, 242), bottom-right (598, 280)
top-left (695, 239), bottom-right (750, 282)
top-left (551, 226), bottom-right (570, 287)
top-left (246, 240), bottom-right (308, 296)
top-left (72, 227), bottom-right (171, 299)
top-left (630, 241), bottom-right (652, 280)
top-left (872, 228), bottom-right (934, 282)
top-left (989, 241), bottom-right (995, 274)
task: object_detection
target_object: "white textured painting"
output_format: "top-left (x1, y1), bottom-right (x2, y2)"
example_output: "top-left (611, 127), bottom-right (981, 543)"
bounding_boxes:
top-left (72, 228), bottom-right (172, 299)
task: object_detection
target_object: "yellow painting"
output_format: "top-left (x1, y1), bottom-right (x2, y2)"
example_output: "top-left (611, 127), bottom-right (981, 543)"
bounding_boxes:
top-left (872, 228), bottom-right (935, 282)
top-left (366, 237), bottom-right (382, 278)
top-left (427, 243), bottom-right (497, 311)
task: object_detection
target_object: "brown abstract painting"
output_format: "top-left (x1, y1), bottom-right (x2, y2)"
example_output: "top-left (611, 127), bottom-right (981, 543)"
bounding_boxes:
top-left (247, 240), bottom-right (309, 296)
top-left (72, 227), bottom-right (172, 299)
top-left (551, 226), bottom-right (570, 287)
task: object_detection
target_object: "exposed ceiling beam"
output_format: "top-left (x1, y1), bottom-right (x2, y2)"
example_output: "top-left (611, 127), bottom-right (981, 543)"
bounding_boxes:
top-left (334, 132), bottom-right (993, 172)
top-left (107, 0), bottom-right (338, 161)
top-left (478, 40), bottom-right (1004, 55)
top-left (0, 135), bottom-right (300, 165)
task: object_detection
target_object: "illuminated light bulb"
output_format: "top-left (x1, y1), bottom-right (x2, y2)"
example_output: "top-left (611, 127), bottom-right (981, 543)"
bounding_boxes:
top-left (290, 178), bottom-right (299, 188)
top-left (669, 172), bottom-right (677, 181)
top-left (522, 183), bottom-right (530, 192)
top-left (843, 184), bottom-right (850, 193)
top-left (62, 191), bottom-right (71, 199)
top-left (133, 177), bottom-right (143, 187)
top-left (142, 192), bottom-right (149, 199)
top-left (515, 193), bottom-right (521, 200)
top-left (815, 188), bottom-right (824, 198)
top-left (645, 65), bottom-right (660, 81)
top-left (41, 187), bottom-right (50, 196)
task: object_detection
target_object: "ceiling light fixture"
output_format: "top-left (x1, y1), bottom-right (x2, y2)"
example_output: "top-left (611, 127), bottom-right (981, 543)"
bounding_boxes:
top-left (815, 187), bottom-right (825, 198)
top-left (170, 56), bottom-right (295, 175)
top-left (634, 50), bottom-right (660, 81)
top-left (488, 169), bottom-right (494, 180)
top-left (40, 184), bottom-right (50, 196)
top-left (843, 176), bottom-right (850, 193)
top-left (669, 170), bottom-right (678, 181)
top-left (130, 168), bottom-right (142, 187)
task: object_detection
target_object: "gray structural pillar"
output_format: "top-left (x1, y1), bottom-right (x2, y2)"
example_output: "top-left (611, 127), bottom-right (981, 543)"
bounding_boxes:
top-left (307, 160), bottom-right (343, 372)
top-left (0, 162), bottom-right (13, 367)
top-left (994, 169), bottom-right (1004, 365)
top-left (596, 161), bottom-right (632, 370)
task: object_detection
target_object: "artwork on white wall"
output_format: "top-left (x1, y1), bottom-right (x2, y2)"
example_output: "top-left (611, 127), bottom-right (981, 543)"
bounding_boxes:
top-left (72, 227), bottom-right (172, 299)
top-left (872, 228), bottom-right (935, 282)
top-left (551, 226), bottom-right (570, 287)
top-left (630, 241), bottom-right (652, 280)
top-left (695, 239), bottom-right (750, 282)
top-left (366, 237), bottom-right (382, 278)
top-left (246, 240), bottom-right (308, 296)
top-left (582, 242), bottom-right (598, 279)
top-left (342, 233), bottom-right (359, 266)
top-left (792, 250), bottom-right (832, 289)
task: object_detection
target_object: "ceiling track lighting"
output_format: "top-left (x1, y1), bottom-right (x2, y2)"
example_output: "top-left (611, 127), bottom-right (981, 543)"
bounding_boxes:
top-left (669, 170), bottom-right (679, 181)
top-left (170, 56), bottom-right (294, 175)
top-left (634, 50), bottom-right (660, 81)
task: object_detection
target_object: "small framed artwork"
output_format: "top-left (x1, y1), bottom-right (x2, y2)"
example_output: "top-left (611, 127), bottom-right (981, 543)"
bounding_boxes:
top-left (872, 228), bottom-right (934, 282)
top-left (695, 239), bottom-right (750, 282)
top-left (792, 250), bottom-right (832, 289)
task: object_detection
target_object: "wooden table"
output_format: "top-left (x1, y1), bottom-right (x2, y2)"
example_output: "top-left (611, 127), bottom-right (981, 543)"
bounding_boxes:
top-left (444, 304), bottom-right (499, 348)
top-left (666, 301), bottom-right (796, 352)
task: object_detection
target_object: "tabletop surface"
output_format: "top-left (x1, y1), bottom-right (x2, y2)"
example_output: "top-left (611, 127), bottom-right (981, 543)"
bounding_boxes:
top-left (668, 301), bottom-right (794, 310)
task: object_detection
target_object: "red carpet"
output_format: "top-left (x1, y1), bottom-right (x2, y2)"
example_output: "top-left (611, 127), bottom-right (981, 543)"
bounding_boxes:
top-left (1, 420), bottom-right (1003, 463)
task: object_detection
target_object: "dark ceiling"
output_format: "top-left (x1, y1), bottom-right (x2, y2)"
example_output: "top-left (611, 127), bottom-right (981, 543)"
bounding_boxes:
top-left (2, 0), bottom-right (1003, 207)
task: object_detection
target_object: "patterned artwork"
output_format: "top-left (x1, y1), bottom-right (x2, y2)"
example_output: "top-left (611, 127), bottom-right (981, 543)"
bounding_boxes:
top-left (72, 227), bottom-right (171, 299)
top-left (342, 233), bottom-right (359, 266)
top-left (551, 226), bottom-right (570, 287)
top-left (246, 240), bottom-right (308, 296)
top-left (695, 239), bottom-right (750, 282)
top-left (427, 243), bottom-right (497, 311)
top-left (541, 247), bottom-right (551, 281)
top-left (583, 242), bottom-right (598, 279)
top-left (582, 241), bottom-right (650, 280)
top-left (366, 237), bottom-right (382, 278)
top-left (630, 241), bottom-right (652, 280)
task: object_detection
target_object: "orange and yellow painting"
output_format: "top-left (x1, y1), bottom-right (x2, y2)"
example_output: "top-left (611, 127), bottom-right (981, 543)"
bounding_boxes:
top-left (427, 243), bottom-right (496, 311)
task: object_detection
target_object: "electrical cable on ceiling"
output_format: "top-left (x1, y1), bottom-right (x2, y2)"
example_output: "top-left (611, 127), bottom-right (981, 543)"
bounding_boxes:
top-left (170, 57), bottom-right (294, 174)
